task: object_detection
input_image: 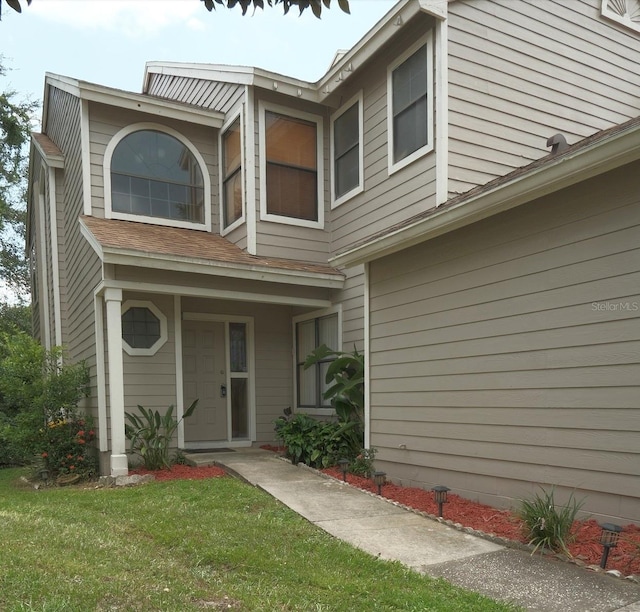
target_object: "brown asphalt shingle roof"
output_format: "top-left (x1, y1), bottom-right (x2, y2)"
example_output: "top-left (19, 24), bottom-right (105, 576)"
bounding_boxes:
top-left (32, 133), bottom-right (63, 159)
top-left (81, 216), bottom-right (342, 278)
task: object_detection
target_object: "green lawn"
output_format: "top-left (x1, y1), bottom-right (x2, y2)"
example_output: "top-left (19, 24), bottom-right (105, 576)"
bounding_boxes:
top-left (0, 468), bottom-right (519, 611)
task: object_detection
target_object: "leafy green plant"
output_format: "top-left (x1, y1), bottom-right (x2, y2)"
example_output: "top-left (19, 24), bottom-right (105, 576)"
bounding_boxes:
top-left (518, 487), bottom-right (585, 555)
top-left (39, 416), bottom-right (98, 480)
top-left (125, 400), bottom-right (198, 470)
top-left (349, 447), bottom-right (377, 477)
top-left (0, 332), bottom-right (91, 471)
top-left (304, 344), bottom-right (364, 427)
top-left (274, 412), bottom-right (355, 469)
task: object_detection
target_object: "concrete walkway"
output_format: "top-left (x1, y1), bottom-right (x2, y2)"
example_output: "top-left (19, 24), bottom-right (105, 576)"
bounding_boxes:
top-left (186, 448), bottom-right (640, 612)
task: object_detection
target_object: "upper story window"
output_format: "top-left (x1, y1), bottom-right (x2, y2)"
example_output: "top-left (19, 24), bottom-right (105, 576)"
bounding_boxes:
top-left (105, 123), bottom-right (211, 231)
top-left (387, 33), bottom-right (434, 174)
top-left (221, 115), bottom-right (244, 233)
top-left (331, 92), bottom-right (364, 208)
top-left (259, 102), bottom-right (324, 229)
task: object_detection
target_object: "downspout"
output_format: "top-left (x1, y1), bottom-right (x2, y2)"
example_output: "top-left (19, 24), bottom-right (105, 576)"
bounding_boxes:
top-left (364, 262), bottom-right (371, 449)
top-left (434, 4), bottom-right (448, 206)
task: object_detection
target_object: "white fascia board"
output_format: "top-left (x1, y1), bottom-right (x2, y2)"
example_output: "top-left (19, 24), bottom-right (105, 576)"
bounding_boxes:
top-left (45, 72), bottom-right (224, 128)
top-left (79, 218), bottom-right (105, 259)
top-left (101, 279), bottom-right (332, 309)
top-left (145, 61), bottom-right (318, 103)
top-left (98, 247), bottom-right (344, 289)
top-left (317, 0), bottom-right (434, 100)
top-left (331, 123), bottom-right (640, 267)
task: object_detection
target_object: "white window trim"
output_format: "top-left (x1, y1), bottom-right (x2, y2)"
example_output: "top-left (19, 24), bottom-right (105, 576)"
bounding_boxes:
top-left (330, 91), bottom-right (364, 209)
top-left (219, 109), bottom-right (246, 236)
top-left (258, 100), bottom-right (325, 230)
top-left (104, 122), bottom-right (212, 231)
top-left (292, 304), bottom-right (342, 416)
top-left (387, 32), bottom-right (434, 176)
top-left (121, 299), bottom-right (168, 356)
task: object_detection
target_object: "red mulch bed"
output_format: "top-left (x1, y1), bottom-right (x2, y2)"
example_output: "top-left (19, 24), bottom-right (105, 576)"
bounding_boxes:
top-left (130, 464), bottom-right (226, 481)
top-left (320, 466), bottom-right (640, 577)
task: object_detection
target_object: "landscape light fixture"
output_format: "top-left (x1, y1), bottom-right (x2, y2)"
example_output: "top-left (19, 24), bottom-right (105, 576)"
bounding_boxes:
top-left (432, 485), bottom-right (450, 518)
top-left (373, 471), bottom-right (387, 496)
top-left (599, 523), bottom-right (622, 569)
top-left (338, 458), bottom-right (349, 482)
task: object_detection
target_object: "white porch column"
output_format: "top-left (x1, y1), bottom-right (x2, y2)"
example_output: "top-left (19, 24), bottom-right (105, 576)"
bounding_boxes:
top-left (104, 287), bottom-right (128, 476)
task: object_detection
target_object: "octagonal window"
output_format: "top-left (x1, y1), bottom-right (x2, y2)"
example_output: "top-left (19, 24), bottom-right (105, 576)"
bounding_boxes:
top-left (121, 301), bottom-right (168, 356)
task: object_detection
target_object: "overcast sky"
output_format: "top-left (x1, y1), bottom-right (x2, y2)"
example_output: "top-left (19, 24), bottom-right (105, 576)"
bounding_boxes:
top-left (1, 0), bottom-right (397, 117)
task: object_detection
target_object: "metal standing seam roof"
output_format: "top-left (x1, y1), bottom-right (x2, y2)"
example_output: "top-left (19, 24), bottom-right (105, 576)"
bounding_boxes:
top-left (80, 215), bottom-right (343, 278)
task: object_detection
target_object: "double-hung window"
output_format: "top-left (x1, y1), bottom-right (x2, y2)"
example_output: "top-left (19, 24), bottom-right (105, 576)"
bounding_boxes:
top-left (388, 33), bottom-right (433, 173)
top-left (295, 312), bottom-right (339, 410)
top-left (221, 116), bottom-right (243, 232)
top-left (259, 102), bottom-right (324, 229)
top-left (331, 92), bottom-right (364, 207)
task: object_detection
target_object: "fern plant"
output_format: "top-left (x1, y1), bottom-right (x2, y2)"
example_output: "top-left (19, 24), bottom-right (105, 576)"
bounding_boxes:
top-left (125, 400), bottom-right (198, 470)
top-left (518, 486), bottom-right (585, 555)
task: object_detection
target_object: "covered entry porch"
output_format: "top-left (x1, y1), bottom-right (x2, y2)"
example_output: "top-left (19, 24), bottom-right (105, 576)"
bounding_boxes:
top-left (81, 217), bottom-right (344, 476)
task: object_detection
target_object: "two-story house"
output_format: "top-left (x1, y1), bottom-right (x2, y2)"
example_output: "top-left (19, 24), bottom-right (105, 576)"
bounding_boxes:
top-left (28, 0), bottom-right (639, 524)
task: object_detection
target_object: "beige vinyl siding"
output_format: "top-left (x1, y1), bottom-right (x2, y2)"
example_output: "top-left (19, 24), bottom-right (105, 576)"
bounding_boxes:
top-left (88, 102), bottom-right (219, 230)
top-left (146, 74), bottom-right (245, 116)
top-left (44, 86), bottom-right (102, 423)
top-left (330, 14), bottom-right (438, 255)
top-left (368, 161), bottom-right (640, 525)
top-left (121, 293), bottom-right (177, 413)
top-left (181, 297), bottom-right (293, 444)
top-left (332, 264), bottom-right (365, 351)
top-left (447, 0), bottom-right (640, 196)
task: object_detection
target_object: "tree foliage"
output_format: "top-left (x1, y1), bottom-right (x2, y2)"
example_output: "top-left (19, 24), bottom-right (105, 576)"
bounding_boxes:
top-left (202, 0), bottom-right (349, 18)
top-left (0, 58), bottom-right (37, 300)
top-left (0, 0), bottom-right (349, 19)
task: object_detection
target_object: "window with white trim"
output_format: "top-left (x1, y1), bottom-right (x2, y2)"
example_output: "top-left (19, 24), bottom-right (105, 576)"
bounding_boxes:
top-left (259, 102), bottom-right (324, 229)
top-left (388, 34), bottom-right (434, 173)
top-left (121, 300), bottom-right (168, 356)
top-left (331, 92), bottom-right (363, 207)
top-left (221, 117), bottom-right (243, 230)
top-left (110, 129), bottom-right (205, 224)
top-left (295, 312), bottom-right (339, 409)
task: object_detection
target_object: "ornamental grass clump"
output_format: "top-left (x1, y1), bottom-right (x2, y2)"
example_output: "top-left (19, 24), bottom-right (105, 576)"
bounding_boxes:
top-left (518, 486), bottom-right (585, 555)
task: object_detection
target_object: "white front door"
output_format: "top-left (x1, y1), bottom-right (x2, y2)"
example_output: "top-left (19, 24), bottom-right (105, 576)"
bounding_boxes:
top-left (182, 320), bottom-right (227, 443)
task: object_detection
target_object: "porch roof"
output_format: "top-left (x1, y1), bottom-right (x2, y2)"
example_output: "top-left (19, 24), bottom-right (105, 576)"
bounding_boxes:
top-left (80, 216), bottom-right (344, 288)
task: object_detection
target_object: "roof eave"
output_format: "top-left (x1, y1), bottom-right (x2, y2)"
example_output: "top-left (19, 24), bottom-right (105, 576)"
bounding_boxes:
top-left (331, 121), bottom-right (640, 268)
top-left (44, 73), bottom-right (225, 129)
top-left (316, 0), bottom-right (447, 101)
top-left (78, 218), bottom-right (343, 289)
top-left (101, 248), bottom-right (345, 289)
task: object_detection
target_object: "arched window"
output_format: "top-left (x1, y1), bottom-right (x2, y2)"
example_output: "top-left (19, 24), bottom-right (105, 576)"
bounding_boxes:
top-left (110, 130), bottom-right (205, 224)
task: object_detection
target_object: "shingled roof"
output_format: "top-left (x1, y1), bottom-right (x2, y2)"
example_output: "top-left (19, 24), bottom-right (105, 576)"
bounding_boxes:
top-left (81, 216), bottom-right (343, 281)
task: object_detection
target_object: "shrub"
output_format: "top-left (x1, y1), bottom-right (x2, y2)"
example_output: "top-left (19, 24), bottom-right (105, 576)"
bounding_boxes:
top-left (40, 416), bottom-right (98, 480)
top-left (125, 401), bottom-right (198, 470)
top-left (0, 332), bottom-right (93, 477)
top-left (518, 487), bottom-right (585, 555)
top-left (274, 412), bottom-right (355, 469)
